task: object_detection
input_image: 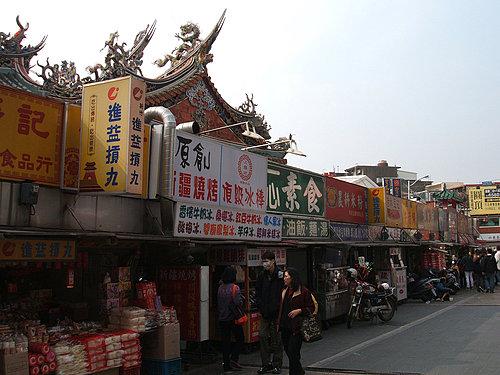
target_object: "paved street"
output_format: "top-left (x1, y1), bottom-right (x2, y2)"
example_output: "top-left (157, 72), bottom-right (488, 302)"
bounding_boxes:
top-left (187, 290), bottom-right (500, 375)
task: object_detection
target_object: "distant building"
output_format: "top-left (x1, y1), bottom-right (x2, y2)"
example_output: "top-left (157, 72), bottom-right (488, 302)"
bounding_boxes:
top-left (344, 160), bottom-right (432, 199)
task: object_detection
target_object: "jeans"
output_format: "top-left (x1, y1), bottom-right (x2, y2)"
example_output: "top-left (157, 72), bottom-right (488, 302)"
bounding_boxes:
top-left (259, 318), bottom-right (283, 368)
top-left (219, 320), bottom-right (244, 368)
top-left (496, 270), bottom-right (500, 284)
top-left (281, 328), bottom-right (304, 375)
top-left (464, 271), bottom-right (474, 288)
top-left (484, 273), bottom-right (496, 292)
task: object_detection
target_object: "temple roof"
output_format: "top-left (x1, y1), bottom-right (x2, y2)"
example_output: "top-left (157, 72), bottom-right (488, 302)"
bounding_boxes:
top-left (0, 11), bottom-right (272, 142)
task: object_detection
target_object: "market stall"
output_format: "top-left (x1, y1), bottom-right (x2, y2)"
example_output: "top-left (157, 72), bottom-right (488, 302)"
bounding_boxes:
top-left (207, 247), bottom-right (286, 344)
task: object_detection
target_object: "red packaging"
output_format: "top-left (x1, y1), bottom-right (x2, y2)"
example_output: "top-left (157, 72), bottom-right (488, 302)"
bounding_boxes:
top-left (29, 354), bottom-right (38, 366)
top-left (41, 364), bottom-right (50, 374)
top-left (37, 354), bottom-right (45, 365)
top-left (29, 342), bottom-right (50, 355)
top-left (30, 366), bottom-right (40, 375)
top-left (49, 361), bottom-right (57, 371)
top-left (45, 351), bottom-right (56, 362)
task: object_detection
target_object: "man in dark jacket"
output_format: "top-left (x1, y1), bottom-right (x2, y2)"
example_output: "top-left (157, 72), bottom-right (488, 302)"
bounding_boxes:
top-left (480, 249), bottom-right (497, 293)
top-left (255, 251), bottom-right (284, 374)
top-left (459, 252), bottom-right (475, 289)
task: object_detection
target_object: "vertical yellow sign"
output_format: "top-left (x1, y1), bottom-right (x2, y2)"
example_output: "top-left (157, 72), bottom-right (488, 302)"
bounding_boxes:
top-left (79, 76), bottom-right (146, 194)
top-left (402, 199), bottom-right (417, 229)
top-left (62, 104), bottom-right (81, 190)
top-left (368, 188), bottom-right (386, 225)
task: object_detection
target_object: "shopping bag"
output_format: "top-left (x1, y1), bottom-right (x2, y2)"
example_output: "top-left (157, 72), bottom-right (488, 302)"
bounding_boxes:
top-left (300, 313), bottom-right (322, 343)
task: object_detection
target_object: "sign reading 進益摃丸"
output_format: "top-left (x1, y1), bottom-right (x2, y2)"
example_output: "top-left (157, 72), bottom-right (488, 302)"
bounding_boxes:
top-left (0, 239), bottom-right (76, 261)
top-left (79, 76), bottom-right (146, 194)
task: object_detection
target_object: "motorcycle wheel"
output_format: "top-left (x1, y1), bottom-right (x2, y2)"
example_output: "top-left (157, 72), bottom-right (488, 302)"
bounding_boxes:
top-left (346, 307), bottom-right (355, 329)
top-left (377, 298), bottom-right (396, 322)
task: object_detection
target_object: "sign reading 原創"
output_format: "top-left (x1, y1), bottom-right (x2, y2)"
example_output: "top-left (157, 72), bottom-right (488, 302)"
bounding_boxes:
top-left (173, 131), bottom-right (268, 212)
top-left (79, 76), bottom-right (146, 194)
top-left (0, 86), bottom-right (63, 185)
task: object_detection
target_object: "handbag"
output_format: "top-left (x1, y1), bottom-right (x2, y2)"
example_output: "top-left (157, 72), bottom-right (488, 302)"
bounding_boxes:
top-left (300, 313), bottom-right (322, 342)
top-left (300, 293), bottom-right (322, 342)
top-left (230, 284), bottom-right (248, 326)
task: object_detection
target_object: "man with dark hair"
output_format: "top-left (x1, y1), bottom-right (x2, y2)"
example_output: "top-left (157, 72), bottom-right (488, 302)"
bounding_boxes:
top-left (255, 251), bottom-right (284, 374)
top-left (481, 249), bottom-right (497, 293)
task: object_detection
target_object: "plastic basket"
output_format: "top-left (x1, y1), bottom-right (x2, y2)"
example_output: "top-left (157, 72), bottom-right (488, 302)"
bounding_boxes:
top-left (141, 358), bottom-right (181, 375)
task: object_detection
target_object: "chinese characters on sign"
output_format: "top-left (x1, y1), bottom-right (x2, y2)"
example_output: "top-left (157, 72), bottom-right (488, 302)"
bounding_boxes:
top-left (173, 202), bottom-right (282, 241)
top-left (385, 194), bottom-right (403, 228)
top-left (173, 131), bottom-right (268, 212)
top-left (267, 164), bottom-right (324, 217)
top-left (282, 216), bottom-right (329, 239)
top-left (467, 185), bottom-right (500, 216)
top-left (79, 76), bottom-right (146, 194)
top-left (368, 188), bottom-right (386, 225)
top-left (325, 176), bottom-right (367, 224)
top-left (158, 266), bottom-right (202, 341)
top-left (246, 248), bottom-right (287, 266)
top-left (401, 199), bottom-right (417, 229)
top-left (62, 104), bottom-right (81, 190)
top-left (330, 223), bottom-right (369, 242)
top-left (0, 86), bottom-right (63, 185)
top-left (0, 240), bottom-right (76, 261)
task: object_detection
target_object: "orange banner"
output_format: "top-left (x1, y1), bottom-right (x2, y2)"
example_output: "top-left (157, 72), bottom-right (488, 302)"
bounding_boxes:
top-left (0, 239), bottom-right (76, 261)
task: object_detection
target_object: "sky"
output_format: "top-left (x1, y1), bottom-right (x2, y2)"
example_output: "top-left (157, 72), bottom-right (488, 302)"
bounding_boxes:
top-left (2, 0), bottom-right (499, 184)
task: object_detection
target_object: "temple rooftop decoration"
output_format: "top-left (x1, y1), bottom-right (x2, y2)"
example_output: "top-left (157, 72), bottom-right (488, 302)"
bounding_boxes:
top-left (0, 11), bottom-right (276, 149)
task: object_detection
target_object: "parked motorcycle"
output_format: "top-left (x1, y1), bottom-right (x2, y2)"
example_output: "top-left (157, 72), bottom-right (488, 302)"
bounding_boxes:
top-left (407, 272), bottom-right (438, 302)
top-left (346, 279), bottom-right (397, 329)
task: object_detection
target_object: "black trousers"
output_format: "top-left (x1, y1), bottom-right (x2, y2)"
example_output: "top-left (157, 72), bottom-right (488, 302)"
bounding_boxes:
top-left (219, 320), bottom-right (244, 367)
top-left (281, 328), bottom-right (304, 375)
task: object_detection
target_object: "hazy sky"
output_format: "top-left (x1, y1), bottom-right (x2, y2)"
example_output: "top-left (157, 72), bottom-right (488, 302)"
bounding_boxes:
top-left (2, 1), bottom-right (499, 184)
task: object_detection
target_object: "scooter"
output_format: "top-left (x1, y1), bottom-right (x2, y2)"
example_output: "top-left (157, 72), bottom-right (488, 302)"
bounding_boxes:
top-left (347, 280), bottom-right (397, 329)
top-left (407, 273), bottom-right (438, 302)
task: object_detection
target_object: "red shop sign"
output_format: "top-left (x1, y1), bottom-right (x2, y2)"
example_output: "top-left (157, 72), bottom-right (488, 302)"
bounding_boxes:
top-left (325, 176), bottom-right (368, 224)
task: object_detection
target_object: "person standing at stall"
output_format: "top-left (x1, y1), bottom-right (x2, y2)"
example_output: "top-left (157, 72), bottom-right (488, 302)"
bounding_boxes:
top-left (460, 251), bottom-right (475, 290)
top-left (255, 251), bottom-right (284, 374)
top-left (217, 266), bottom-right (244, 372)
top-left (277, 268), bottom-right (315, 375)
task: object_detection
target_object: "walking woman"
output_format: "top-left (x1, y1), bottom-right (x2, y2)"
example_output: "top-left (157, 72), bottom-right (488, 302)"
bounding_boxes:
top-left (217, 266), bottom-right (244, 372)
top-left (277, 268), bottom-right (315, 375)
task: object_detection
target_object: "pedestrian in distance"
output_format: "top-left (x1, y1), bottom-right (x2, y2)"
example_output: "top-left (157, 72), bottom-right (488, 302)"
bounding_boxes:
top-left (217, 266), bottom-right (244, 372)
top-left (460, 251), bottom-right (475, 290)
top-left (473, 251), bottom-right (485, 292)
top-left (277, 268), bottom-right (315, 375)
top-left (480, 249), bottom-right (497, 293)
top-left (495, 248), bottom-right (500, 286)
top-left (255, 251), bottom-right (284, 375)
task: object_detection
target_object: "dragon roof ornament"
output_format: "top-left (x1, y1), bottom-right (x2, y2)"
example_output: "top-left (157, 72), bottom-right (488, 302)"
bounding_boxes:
top-left (0, 16), bottom-right (46, 69)
top-left (238, 93), bottom-right (271, 139)
top-left (85, 20), bottom-right (157, 82)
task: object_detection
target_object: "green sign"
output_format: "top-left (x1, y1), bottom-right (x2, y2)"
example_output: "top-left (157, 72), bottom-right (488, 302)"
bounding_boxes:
top-left (267, 164), bottom-right (325, 216)
top-left (282, 216), bottom-right (329, 239)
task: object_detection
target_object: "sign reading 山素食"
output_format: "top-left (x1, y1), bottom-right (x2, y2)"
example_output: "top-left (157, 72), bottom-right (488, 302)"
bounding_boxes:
top-left (267, 164), bottom-right (325, 217)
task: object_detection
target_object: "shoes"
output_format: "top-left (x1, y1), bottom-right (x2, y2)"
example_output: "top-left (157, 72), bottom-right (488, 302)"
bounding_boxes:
top-left (271, 367), bottom-right (281, 374)
top-left (223, 363), bottom-right (242, 372)
top-left (230, 360), bottom-right (243, 369)
top-left (257, 364), bottom-right (273, 374)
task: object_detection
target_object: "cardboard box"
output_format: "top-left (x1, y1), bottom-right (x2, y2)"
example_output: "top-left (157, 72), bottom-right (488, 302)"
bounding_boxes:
top-left (141, 323), bottom-right (180, 361)
top-left (0, 352), bottom-right (29, 375)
